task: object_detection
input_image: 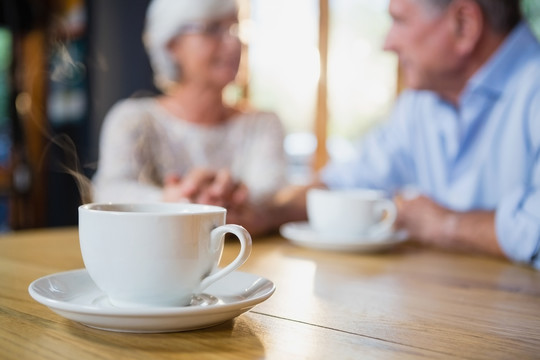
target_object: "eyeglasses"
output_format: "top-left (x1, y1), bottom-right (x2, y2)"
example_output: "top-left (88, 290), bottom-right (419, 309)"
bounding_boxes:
top-left (178, 21), bottom-right (239, 39)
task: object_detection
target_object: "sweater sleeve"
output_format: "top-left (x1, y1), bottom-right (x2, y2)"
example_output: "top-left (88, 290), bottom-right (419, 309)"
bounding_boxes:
top-left (92, 99), bottom-right (163, 203)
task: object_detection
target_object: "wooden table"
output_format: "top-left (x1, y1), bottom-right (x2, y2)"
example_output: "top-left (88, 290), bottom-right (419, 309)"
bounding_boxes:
top-left (1, 227), bottom-right (539, 359)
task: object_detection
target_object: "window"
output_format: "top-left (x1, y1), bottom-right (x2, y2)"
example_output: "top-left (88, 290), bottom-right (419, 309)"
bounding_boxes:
top-left (327, 0), bottom-right (396, 161)
top-left (240, 0), bottom-right (537, 184)
top-left (244, 0), bottom-right (395, 183)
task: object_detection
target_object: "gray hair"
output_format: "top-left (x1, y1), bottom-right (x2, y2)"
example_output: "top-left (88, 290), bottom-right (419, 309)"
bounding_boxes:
top-left (421, 0), bottom-right (522, 33)
top-left (143, 0), bottom-right (238, 91)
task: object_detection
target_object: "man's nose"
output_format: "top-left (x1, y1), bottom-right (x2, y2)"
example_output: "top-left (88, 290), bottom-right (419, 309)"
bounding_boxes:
top-left (382, 25), bottom-right (397, 52)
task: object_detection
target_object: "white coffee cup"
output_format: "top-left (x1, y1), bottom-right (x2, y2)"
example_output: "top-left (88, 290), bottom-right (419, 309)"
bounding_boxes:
top-left (307, 188), bottom-right (397, 238)
top-left (78, 203), bottom-right (252, 308)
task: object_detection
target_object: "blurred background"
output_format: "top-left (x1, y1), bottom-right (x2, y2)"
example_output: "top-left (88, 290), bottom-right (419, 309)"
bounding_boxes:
top-left (0, 0), bottom-right (538, 231)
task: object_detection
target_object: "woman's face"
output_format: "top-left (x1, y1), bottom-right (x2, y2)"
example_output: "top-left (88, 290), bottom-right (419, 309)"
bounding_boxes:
top-left (168, 15), bottom-right (241, 89)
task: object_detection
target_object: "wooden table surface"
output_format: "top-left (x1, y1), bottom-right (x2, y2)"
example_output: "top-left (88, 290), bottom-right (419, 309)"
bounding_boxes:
top-left (1, 227), bottom-right (539, 359)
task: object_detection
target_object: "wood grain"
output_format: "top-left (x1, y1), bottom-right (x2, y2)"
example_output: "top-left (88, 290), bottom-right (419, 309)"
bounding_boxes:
top-left (1, 228), bottom-right (539, 359)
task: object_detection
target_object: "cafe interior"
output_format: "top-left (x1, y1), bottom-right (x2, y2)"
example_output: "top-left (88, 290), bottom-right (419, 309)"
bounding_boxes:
top-left (1, 0), bottom-right (540, 359)
top-left (0, 0), bottom-right (538, 230)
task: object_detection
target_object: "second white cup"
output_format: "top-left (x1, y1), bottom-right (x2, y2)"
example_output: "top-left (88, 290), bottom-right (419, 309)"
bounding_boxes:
top-left (307, 188), bottom-right (396, 238)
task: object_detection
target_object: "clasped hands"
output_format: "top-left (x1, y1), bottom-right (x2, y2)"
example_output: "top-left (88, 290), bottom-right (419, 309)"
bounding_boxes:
top-left (162, 169), bottom-right (497, 254)
top-left (162, 168), bottom-right (276, 236)
top-left (163, 168), bottom-right (248, 210)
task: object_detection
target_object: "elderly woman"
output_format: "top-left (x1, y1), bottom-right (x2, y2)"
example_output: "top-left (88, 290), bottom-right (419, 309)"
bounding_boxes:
top-left (92, 0), bottom-right (288, 209)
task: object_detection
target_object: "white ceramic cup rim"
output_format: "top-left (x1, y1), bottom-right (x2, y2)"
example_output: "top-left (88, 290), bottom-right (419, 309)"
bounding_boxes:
top-left (308, 188), bottom-right (389, 200)
top-left (80, 202), bottom-right (227, 216)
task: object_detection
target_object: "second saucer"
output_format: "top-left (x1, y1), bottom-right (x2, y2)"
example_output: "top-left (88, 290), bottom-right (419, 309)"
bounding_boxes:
top-left (280, 221), bottom-right (408, 252)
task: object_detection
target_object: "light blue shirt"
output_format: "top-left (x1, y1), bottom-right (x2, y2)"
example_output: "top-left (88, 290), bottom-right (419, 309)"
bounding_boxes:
top-left (322, 22), bottom-right (540, 269)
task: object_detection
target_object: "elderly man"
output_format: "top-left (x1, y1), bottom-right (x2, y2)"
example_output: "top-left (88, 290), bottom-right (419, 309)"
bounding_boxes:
top-left (319, 0), bottom-right (540, 267)
top-left (177, 0), bottom-right (540, 269)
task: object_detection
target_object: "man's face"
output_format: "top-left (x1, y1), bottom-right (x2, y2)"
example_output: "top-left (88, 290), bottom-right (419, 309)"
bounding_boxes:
top-left (384, 0), bottom-right (462, 92)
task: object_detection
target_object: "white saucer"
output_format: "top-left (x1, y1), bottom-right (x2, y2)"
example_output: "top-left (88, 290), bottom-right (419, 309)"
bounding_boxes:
top-left (28, 269), bottom-right (275, 333)
top-left (280, 221), bottom-right (408, 252)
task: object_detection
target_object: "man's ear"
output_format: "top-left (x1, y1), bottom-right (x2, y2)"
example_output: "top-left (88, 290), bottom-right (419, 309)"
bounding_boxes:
top-left (449, 0), bottom-right (484, 56)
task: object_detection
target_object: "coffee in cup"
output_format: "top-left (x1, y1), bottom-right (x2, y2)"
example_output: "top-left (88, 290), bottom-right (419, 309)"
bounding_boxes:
top-left (78, 203), bottom-right (252, 308)
top-left (307, 188), bottom-right (396, 238)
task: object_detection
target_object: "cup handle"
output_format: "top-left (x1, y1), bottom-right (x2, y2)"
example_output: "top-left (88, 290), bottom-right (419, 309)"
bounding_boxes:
top-left (370, 199), bottom-right (397, 236)
top-left (199, 224), bottom-right (252, 291)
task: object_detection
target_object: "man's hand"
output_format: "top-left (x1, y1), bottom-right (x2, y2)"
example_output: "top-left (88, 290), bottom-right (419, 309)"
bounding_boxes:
top-left (395, 195), bottom-right (454, 246)
top-left (395, 194), bottom-right (503, 257)
top-left (226, 184), bottom-right (315, 237)
top-left (225, 202), bottom-right (272, 237)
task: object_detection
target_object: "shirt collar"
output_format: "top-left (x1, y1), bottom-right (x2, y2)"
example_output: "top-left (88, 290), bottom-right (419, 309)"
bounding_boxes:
top-left (463, 22), bottom-right (539, 98)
